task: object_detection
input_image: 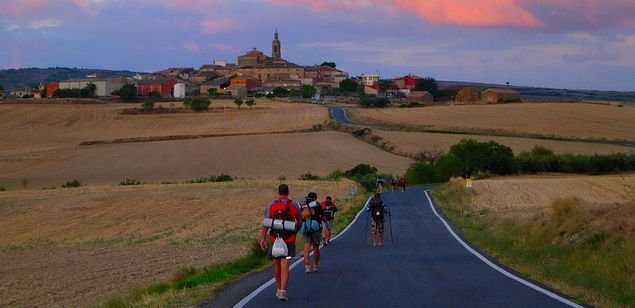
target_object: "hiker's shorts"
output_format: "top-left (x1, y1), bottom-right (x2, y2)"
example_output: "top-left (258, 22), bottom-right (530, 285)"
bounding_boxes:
top-left (322, 220), bottom-right (334, 230)
top-left (371, 219), bottom-right (384, 235)
top-left (302, 232), bottom-right (322, 246)
top-left (267, 242), bottom-right (296, 260)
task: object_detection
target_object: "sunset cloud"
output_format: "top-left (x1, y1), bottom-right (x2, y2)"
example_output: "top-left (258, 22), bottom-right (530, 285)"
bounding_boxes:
top-left (200, 18), bottom-right (233, 34)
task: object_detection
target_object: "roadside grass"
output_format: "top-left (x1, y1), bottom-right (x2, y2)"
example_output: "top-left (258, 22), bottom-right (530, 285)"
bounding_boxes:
top-left (99, 185), bottom-right (369, 307)
top-left (431, 180), bottom-right (635, 307)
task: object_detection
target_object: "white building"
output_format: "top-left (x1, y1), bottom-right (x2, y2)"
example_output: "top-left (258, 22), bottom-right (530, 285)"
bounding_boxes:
top-left (59, 76), bottom-right (128, 97)
top-left (174, 83), bottom-right (186, 98)
top-left (361, 73), bottom-right (380, 86)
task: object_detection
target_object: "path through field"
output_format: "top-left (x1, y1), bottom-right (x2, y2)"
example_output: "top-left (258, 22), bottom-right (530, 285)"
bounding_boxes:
top-left (208, 187), bottom-right (579, 307)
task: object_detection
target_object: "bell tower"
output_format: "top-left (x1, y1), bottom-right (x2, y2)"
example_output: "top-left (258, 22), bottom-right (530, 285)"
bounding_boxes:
top-left (272, 29), bottom-right (281, 59)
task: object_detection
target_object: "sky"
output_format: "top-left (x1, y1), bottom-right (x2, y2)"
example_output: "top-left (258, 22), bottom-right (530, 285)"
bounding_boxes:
top-left (1, 0), bottom-right (635, 91)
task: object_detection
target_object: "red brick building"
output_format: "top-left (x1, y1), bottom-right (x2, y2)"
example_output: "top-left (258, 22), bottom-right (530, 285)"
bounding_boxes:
top-left (230, 75), bottom-right (261, 89)
top-left (394, 74), bottom-right (421, 90)
top-left (137, 78), bottom-right (178, 97)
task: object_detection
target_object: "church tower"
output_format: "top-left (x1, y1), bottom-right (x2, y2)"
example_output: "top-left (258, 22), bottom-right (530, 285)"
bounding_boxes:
top-left (272, 30), bottom-right (281, 59)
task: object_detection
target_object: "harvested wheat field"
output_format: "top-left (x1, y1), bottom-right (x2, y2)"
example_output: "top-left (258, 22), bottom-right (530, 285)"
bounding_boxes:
top-left (376, 130), bottom-right (634, 155)
top-left (351, 103), bottom-right (635, 141)
top-left (0, 99), bottom-right (327, 156)
top-left (0, 179), bottom-right (356, 307)
top-left (0, 131), bottom-right (413, 190)
top-left (471, 174), bottom-right (635, 210)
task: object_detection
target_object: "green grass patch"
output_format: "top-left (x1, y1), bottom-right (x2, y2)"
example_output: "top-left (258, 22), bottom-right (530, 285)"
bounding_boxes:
top-left (431, 182), bottom-right (635, 307)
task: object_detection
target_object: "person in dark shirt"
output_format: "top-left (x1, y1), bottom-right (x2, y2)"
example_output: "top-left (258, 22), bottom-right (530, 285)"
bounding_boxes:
top-left (301, 192), bottom-right (324, 273)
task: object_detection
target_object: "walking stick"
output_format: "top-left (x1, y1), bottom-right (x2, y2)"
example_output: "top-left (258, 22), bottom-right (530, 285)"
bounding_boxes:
top-left (388, 211), bottom-right (394, 245)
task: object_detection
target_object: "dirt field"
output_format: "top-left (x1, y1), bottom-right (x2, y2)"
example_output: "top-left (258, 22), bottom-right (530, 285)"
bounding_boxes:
top-left (0, 131), bottom-right (412, 190)
top-left (0, 100), bottom-right (327, 156)
top-left (0, 179), bottom-right (356, 307)
top-left (375, 131), bottom-right (634, 155)
top-left (351, 103), bottom-right (635, 141)
top-left (471, 174), bottom-right (635, 210)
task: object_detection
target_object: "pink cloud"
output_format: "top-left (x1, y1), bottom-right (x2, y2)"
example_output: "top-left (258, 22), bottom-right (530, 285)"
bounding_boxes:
top-left (200, 18), bottom-right (233, 34)
top-left (270, 0), bottom-right (635, 29)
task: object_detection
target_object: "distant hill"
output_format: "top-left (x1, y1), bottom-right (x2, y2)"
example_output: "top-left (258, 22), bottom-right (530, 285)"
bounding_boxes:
top-left (0, 68), bottom-right (141, 90)
top-left (439, 80), bottom-right (635, 103)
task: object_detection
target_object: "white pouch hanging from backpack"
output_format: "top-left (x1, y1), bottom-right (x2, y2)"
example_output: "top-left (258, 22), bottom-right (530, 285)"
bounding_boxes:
top-left (271, 236), bottom-right (288, 258)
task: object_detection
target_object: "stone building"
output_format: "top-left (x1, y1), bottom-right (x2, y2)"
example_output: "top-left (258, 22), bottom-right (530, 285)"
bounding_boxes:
top-left (236, 31), bottom-right (305, 83)
top-left (480, 88), bottom-right (521, 104)
top-left (455, 87), bottom-right (480, 104)
top-left (406, 91), bottom-right (434, 104)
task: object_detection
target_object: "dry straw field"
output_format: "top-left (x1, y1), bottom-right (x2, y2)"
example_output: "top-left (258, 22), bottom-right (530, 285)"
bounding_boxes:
top-left (0, 179), bottom-right (356, 307)
top-left (471, 174), bottom-right (635, 210)
top-left (375, 130), bottom-right (634, 155)
top-left (351, 102), bottom-right (635, 141)
top-left (0, 131), bottom-right (412, 189)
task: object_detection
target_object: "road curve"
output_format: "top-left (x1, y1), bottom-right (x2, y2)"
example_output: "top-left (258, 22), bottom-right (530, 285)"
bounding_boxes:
top-left (207, 187), bottom-right (580, 308)
top-left (329, 107), bottom-right (354, 125)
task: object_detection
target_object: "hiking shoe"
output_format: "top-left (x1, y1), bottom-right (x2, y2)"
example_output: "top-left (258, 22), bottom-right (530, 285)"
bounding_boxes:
top-left (373, 242), bottom-right (377, 247)
top-left (313, 265), bottom-right (319, 272)
top-left (276, 289), bottom-right (283, 300)
top-left (277, 290), bottom-right (288, 301)
top-left (305, 265), bottom-right (312, 274)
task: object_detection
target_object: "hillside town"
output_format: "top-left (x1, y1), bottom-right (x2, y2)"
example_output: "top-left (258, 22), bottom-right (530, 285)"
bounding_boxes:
top-left (0, 31), bottom-right (521, 105)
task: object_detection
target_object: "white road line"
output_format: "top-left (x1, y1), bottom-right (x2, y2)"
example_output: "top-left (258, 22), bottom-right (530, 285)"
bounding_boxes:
top-left (424, 190), bottom-right (583, 308)
top-left (233, 196), bottom-right (372, 308)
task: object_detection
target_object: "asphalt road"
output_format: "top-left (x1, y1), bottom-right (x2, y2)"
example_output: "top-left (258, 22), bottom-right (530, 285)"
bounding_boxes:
top-left (207, 187), bottom-right (581, 308)
top-left (329, 107), bottom-right (354, 125)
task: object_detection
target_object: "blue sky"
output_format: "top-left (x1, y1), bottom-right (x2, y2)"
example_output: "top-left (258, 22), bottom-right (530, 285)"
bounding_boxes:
top-left (1, 0), bottom-right (635, 91)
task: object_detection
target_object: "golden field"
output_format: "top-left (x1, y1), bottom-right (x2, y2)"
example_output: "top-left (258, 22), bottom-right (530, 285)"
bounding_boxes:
top-left (0, 131), bottom-right (412, 189)
top-left (0, 179), bottom-right (356, 307)
top-left (471, 174), bottom-right (635, 210)
top-left (351, 102), bottom-right (635, 141)
top-left (0, 99), bottom-right (326, 156)
top-left (375, 130), bottom-right (634, 155)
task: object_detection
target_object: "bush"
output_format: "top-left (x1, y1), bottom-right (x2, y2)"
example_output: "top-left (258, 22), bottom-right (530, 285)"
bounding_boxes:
top-left (184, 97), bottom-right (211, 111)
top-left (62, 180), bottom-right (82, 188)
top-left (344, 164), bottom-right (377, 178)
top-left (515, 150), bottom-right (634, 175)
top-left (234, 98), bottom-right (244, 109)
top-left (185, 174), bottom-right (233, 184)
top-left (405, 162), bottom-right (439, 185)
top-left (142, 100), bottom-right (155, 111)
top-left (360, 97), bottom-right (389, 108)
top-left (325, 169), bottom-right (345, 180)
top-left (120, 179), bottom-right (142, 186)
top-left (114, 84), bottom-right (138, 102)
top-left (245, 98), bottom-right (255, 108)
top-left (448, 139), bottom-right (514, 177)
top-left (299, 172), bottom-right (321, 180)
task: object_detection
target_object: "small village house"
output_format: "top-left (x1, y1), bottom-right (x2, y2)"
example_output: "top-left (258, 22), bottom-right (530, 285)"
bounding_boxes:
top-left (136, 78), bottom-right (179, 97)
top-left (46, 82), bottom-right (59, 98)
top-left (59, 77), bottom-right (129, 97)
top-left (394, 74), bottom-right (421, 90)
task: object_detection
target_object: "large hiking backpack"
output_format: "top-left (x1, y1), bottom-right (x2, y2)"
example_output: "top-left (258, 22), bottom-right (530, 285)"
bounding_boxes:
top-left (370, 199), bottom-right (385, 221)
top-left (270, 200), bottom-right (292, 239)
top-left (300, 201), bottom-right (321, 234)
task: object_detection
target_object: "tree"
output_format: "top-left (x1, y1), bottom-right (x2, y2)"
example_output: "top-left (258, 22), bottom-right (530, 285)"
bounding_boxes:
top-left (272, 87), bottom-right (288, 97)
top-left (234, 98), bottom-right (244, 109)
top-left (184, 97), bottom-right (211, 111)
top-left (320, 61), bottom-right (336, 68)
top-left (299, 84), bottom-right (317, 98)
top-left (245, 98), bottom-right (256, 109)
top-left (115, 84), bottom-right (138, 102)
top-left (339, 79), bottom-right (359, 92)
top-left (414, 77), bottom-right (438, 95)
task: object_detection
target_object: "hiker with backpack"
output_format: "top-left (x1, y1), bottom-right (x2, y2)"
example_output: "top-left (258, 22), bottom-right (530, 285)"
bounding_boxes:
top-left (390, 177), bottom-right (397, 192)
top-left (366, 192), bottom-right (390, 247)
top-left (400, 176), bottom-right (407, 193)
top-left (300, 192), bottom-right (324, 273)
top-left (321, 196), bottom-right (338, 245)
top-left (260, 184), bottom-right (302, 301)
top-left (376, 177), bottom-right (385, 193)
